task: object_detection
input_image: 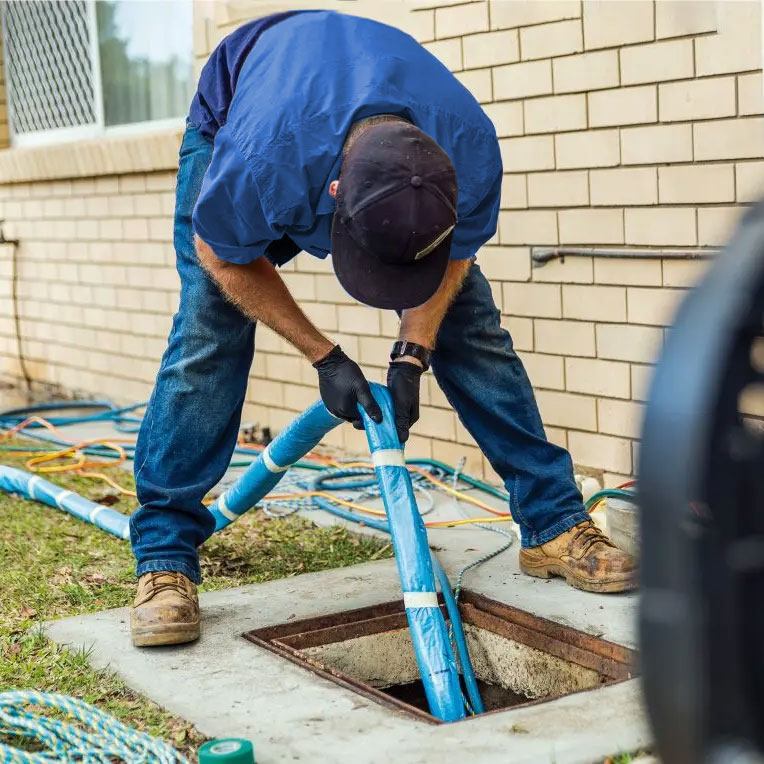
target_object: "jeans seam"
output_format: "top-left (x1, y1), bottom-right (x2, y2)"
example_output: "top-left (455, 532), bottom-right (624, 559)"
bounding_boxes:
top-left (511, 474), bottom-right (531, 530)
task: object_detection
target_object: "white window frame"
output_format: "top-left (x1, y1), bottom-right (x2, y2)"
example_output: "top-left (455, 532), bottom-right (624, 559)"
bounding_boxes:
top-left (2, 0), bottom-right (186, 149)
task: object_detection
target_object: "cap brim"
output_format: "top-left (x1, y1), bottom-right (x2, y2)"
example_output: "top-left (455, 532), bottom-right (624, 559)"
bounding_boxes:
top-left (331, 214), bottom-right (452, 311)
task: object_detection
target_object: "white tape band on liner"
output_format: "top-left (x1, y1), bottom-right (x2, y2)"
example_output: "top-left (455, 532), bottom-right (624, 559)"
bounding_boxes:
top-left (122, 527), bottom-right (131, 540)
top-left (262, 447), bottom-right (289, 474)
top-left (89, 506), bottom-right (104, 524)
top-left (372, 449), bottom-right (405, 468)
top-left (215, 493), bottom-right (238, 522)
top-left (55, 490), bottom-right (73, 509)
top-left (28, 476), bottom-right (42, 500)
top-left (403, 591), bottom-right (439, 609)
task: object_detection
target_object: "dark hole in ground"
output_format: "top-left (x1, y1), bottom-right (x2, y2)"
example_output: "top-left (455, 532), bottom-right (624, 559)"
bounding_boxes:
top-left (384, 677), bottom-right (527, 712)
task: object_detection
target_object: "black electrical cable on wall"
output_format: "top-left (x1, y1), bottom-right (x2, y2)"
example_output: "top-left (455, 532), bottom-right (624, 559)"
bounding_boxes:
top-left (0, 221), bottom-right (31, 392)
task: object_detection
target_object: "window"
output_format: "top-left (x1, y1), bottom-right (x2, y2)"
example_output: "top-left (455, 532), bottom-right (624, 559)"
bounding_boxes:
top-left (1, 0), bottom-right (194, 147)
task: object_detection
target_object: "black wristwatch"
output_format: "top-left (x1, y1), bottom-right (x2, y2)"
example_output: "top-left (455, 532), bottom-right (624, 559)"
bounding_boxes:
top-left (390, 340), bottom-right (432, 371)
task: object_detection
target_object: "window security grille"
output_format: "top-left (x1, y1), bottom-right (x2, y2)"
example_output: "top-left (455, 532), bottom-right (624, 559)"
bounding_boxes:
top-left (1, 0), bottom-right (97, 135)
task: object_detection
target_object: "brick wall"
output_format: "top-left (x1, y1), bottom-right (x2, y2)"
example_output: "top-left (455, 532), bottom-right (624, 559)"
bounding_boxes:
top-left (0, 0), bottom-right (762, 485)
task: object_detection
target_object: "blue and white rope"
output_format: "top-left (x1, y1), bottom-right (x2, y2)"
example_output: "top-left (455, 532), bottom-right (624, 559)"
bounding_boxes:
top-left (0, 691), bottom-right (189, 764)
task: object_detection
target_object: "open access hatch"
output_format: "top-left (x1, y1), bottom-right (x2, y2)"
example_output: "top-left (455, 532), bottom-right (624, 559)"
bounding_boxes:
top-left (244, 590), bottom-right (637, 723)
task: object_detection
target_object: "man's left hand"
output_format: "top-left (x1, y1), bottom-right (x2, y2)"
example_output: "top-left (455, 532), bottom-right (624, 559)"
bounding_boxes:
top-left (387, 360), bottom-right (424, 444)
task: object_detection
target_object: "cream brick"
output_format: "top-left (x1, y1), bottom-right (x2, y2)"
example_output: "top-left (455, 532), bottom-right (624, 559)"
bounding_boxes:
top-left (590, 167), bottom-right (657, 206)
top-left (535, 319), bottom-right (596, 357)
top-left (630, 363), bottom-right (654, 402)
top-left (520, 19), bottom-right (582, 60)
top-left (490, 0), bottom-right (580, 30)
top-left (502, 316), bottom-right (533, 350)
top-left (627, 287), bottom-right (684, 327)
top-left (568, 430), bottom-right (632, 474)
top-left (583, 0), bottom-right (654, 50)
top-left (455, 68), bottom-right (492, 102)
top-left (410, 9), bottom-right (435, 43)
top-left (536, 389), bottom-right (597, 431)
top-left (697, 206), bottom-right (744, 247)
top-left (655, 0), bottom-right (717, 39)
top-left (483, 102), bottom-right (524, 138)
top-left (493, 59), bottom-right (552, 100)
top-left (552, 50), bottom-right (619, 94)
top-left (594, 257), bottom-right (662, 287)
top-left (662, 258), bottom-right (711, 288)
top-left (436, 2), bottom-right (489, 39)
top-left (423, 38), bottom-right (463, 70)
top-left (500, 135), bottom-right (554, 172)
top-left (463, 30), bottom-right (518, 69)
top-left (736, 161), bottom-right (764, 202)
top-left (479, 246), bottom-right (532, 281)
top-left (625, 208), bottom-right (697, 246)
top-left (694, 118), bottom-right (764, 161)
top-left (337, 305), bottom-right (380, 335)
top-left (621, 38), bottom-right (693, 86)
top-left (503, 282), bottom-right (561, 318)
top-left (532, 255), bottom-right (593, 284)
top-left (739, 73), bottom-right (764, 116)
top-left (498, 210), bottom-right (558, 245)
top-left (358, 335), bottom-right (390, 367)
top-left (596, 323), bottom-right (662, 363)
top-left (558, 208), bottom-right (624, 245)
top-left (500, 174), bottom-right (528, 208)
top-left (562, 284), bottom-right (626, 322)
top-left (695, 2), bottom-right (761, 77)
top-left (658, 164), bottom-right (735, 204)
top-left (527, 170), bottom-right (588, 207)
top-left (659, 76), bottom-right (736, 122)
top-left (554, 129), bottom-right (620, 169)
top-left (566, 357), bottom-right (630, 399)
top-left (315, 274), bottom-right (354, 303)
top-left (620, 123), bottom-right (693, 165)
top-left (412, 405), bottom-right (456, 440)
top-left (524, 93), bottom-right (587, 135)
top-left (282, 272), bottom-right (316, 301)
top-left (302, 302), bottom-right (337, 332)
top-left (597, 398), bottom-right (644, 439)
top-left (588, 86), bottom-right (657, 128)
top-left (518, 351), bottom-right (565, 389)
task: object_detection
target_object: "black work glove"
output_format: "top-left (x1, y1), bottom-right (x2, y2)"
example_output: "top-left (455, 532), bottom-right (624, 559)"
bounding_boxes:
top-left (314, 345), bottom-right (383, 429)
top-left (386, 361), bottom-right (424, 444)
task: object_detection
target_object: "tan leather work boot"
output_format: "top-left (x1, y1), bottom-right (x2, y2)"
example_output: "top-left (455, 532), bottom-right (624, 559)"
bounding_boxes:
top-left (519, 519), bottom-right (636, 593)
top-left (130, 571), bottom-right (200, 647)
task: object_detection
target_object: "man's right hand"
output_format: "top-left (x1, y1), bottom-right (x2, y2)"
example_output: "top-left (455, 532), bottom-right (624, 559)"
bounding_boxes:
top-left (313, 345), bottom-right (383, 429)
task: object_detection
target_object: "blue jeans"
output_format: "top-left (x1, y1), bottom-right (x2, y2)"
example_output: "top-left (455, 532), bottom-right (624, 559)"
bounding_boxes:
top-left (131, 124), bottom-right (588, 583)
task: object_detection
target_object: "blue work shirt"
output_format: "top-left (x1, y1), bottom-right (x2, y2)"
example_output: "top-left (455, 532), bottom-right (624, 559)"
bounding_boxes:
top-left (190, 10), bottom-right (502, 267)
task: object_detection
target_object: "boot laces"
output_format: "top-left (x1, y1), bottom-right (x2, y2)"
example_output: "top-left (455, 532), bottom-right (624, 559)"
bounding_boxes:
top-left (571, 520), bottom-right (616, 555)
top-left (144, 571), bottom-right (192, 600)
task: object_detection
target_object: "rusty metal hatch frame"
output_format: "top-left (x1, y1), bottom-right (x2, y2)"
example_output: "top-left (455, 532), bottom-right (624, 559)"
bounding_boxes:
top-left (243, 590), bottom-right (638, 724)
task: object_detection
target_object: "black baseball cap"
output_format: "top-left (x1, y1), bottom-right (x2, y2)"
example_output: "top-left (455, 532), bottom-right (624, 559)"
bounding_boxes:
top-left (331, 121), bottom-right (458, 311)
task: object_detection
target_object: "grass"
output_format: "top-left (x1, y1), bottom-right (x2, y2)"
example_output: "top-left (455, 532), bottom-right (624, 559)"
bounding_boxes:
top-left (0, 438), bottom-right (393, 757)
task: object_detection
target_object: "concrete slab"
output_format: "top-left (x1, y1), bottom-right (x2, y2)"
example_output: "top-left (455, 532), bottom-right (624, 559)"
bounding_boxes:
top-left (46, 556), bottom-right (649, 764)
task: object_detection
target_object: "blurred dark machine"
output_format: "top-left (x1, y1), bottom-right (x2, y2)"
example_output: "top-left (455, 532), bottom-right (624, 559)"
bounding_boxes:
top-left (640, 203), bottom-right (764, 763)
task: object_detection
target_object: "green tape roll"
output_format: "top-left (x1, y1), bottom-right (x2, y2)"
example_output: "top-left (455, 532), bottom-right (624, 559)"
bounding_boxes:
top-left (198, 738), bottom-right (255, 764)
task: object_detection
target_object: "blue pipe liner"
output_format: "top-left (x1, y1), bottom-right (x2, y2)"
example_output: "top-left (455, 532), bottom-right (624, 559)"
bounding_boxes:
top-left (209, 400), bottom-right (343, 531)
top-left (356, 384), bottom-right (465, 721)
top-left (0, 465), bottom-right (130, 540)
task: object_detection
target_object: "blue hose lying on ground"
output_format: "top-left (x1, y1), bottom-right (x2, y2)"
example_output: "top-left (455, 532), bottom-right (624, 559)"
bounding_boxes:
top-left (0, 464), bottom-right (131, 540)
